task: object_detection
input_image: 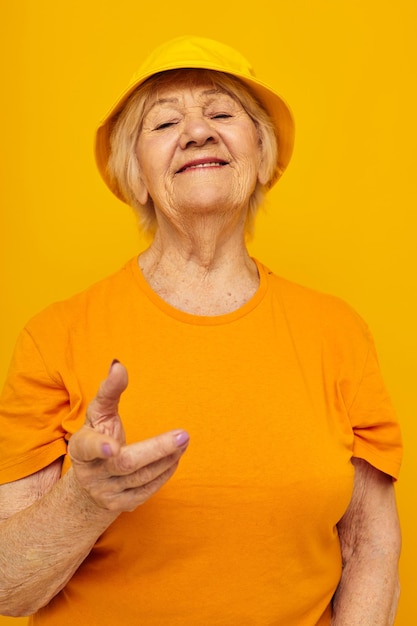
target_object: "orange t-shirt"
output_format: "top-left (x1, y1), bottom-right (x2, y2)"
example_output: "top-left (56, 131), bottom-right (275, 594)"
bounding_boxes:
top-left (0, 258), bottom-right (402, 625)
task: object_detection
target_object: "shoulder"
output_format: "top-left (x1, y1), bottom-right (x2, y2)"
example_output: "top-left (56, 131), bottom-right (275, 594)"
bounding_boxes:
top-left (259, 260), bottom-right (370, 342)
top-left (24, 257), bottom-right (138, 337)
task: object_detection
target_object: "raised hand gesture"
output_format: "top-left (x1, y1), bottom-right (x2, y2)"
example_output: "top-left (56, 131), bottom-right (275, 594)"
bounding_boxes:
top-left (68, 361), bottom-right (189, 513)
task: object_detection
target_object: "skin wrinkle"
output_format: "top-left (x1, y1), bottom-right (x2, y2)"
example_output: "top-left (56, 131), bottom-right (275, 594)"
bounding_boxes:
top-left (331, 458), bottom-right (401, 625)
top-left (0, 458), bottom-right (62, 522)
top-left (136, 85), bottom-right (264, 232)
top-left (0, 468), bottom-right (114, 615)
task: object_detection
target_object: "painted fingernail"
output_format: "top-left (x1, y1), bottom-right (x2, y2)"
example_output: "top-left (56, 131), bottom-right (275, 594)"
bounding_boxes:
top-left (175, 431), bottom-right (190, 447)
top-left (102, 443), bottom-right (113, 457)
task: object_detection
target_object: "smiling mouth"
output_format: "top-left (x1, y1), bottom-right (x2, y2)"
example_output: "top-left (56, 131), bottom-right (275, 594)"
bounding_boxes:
top-left (176, 160), bottom-right (228, 174)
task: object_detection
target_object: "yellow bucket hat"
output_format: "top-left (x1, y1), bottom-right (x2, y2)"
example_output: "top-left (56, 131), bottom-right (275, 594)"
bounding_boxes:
top-left (95, 36), bottom-right (295, 202)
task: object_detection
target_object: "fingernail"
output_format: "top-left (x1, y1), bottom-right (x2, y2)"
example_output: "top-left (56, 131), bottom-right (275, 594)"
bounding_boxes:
top-left (109, 359), bottom-right (120, 373)
top-left (102, 443), bottom-right (113, 457)
top-left (175, 431), bottom-right (190, 447)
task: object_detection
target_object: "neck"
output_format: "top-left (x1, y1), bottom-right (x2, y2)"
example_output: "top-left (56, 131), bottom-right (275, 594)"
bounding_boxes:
top-left (143, 204), bottom-right (252, 269)
top-left (138, 213), bottom-right (259, 315)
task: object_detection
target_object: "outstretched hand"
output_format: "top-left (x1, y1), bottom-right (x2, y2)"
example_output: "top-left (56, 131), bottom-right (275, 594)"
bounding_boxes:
top-left (68, 361), bottom-right (189, 513)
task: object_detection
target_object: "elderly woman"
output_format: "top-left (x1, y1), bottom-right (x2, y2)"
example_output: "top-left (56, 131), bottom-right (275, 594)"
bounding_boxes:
top-left (0, 36), bottom-right (402, 625)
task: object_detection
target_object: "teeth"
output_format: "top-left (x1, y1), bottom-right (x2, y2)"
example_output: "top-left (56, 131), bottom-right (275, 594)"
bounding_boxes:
top-left (187, 162), bottom-right (223, 169)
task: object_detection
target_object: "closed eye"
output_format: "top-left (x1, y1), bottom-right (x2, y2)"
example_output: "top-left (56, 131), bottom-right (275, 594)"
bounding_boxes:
top-left (154, 121), bottom-right (178, 130)
top-left (212, 113), bottom-right (233, 119)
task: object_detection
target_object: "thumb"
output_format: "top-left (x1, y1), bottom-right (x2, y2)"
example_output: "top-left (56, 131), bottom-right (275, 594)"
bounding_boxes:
top-left (69, 361), bottom-right (129, 465)
top-left (86, 360), bottom-right (129, 428)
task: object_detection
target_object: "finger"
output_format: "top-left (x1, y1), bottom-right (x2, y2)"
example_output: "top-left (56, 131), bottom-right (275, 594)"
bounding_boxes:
top-left (114, 449), bottom-right (184, 491)
top-left (111, 429), bottom-right (190, 476)
top-left (86, 361), bottom-right (129, 427)
top-left (68, 426), bottom-right (121, 463)
top-left (104, 462), bottom-right (182, 512)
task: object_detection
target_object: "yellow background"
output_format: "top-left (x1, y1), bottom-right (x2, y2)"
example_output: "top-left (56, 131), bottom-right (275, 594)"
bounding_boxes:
top-left (1, 1), bottom-right (415, 623)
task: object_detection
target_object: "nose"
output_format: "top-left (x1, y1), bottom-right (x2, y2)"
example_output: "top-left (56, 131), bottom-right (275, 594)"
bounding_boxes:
top-left (179, 113), bottom-right (219, 149)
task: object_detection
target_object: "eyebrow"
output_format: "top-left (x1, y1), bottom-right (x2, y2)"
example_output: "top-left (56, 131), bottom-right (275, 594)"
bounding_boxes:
top-left (146, 88), bottom-right (231, 114)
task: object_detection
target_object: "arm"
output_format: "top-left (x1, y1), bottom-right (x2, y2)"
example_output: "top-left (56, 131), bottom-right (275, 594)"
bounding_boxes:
top-left (0, 460), bottom-right (118, 616)
top-left (331, 458), bottom-right (401, 626)
top-left (0, 362), bottom-right (189, 617)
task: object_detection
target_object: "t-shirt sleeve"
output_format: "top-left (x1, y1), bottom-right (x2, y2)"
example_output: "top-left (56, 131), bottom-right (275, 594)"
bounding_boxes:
top-left (343, 325), bottom-right (402, 480)
top-left (0, 326), bottom-right (69, 484)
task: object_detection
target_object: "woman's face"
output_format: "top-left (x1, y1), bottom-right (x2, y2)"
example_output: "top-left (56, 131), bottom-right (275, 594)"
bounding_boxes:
top-left (135, 78), bottom-right (267, 224)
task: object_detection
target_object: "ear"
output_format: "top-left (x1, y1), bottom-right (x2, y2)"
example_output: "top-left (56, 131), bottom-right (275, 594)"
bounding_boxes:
top-left (135, 175), bottom-right (149, 206)
top-left (256, 136), bottom-right (270, 186)
top-left (257, 157), bottom-right (270, 186)
top-left (131, 147), bottom-right (150, 205)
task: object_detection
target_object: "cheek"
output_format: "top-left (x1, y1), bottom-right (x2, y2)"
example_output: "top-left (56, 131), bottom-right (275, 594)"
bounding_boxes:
top-left (236, 126), bottom-right (263, 168)
top-left (238, 143), bottom-right (263, 182)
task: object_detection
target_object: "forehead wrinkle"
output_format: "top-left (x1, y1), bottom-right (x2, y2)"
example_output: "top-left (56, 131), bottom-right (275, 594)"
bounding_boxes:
top-left (145, 96), bottom-right (179, 115)
top-left (146, 87), bottom-right (235, 116)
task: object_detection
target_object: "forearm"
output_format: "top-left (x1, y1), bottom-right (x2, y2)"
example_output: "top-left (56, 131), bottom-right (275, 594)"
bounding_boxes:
top-left (331, 551), bottom-right (400, 625)
top-left (331, 459), bottom-right (401, 626)
top-left (0, 468), bottom-right (117, 617)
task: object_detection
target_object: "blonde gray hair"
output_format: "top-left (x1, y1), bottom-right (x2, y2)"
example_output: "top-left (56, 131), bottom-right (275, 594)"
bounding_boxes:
top-left (107, 69), bottom-right (278, 235)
